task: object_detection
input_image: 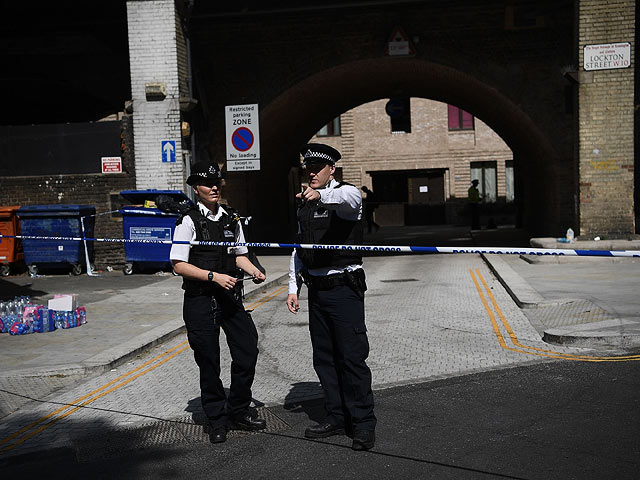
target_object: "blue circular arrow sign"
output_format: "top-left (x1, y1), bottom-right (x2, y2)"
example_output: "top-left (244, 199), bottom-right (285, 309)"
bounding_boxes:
top-left (232, 127), bottom-right (254, 152)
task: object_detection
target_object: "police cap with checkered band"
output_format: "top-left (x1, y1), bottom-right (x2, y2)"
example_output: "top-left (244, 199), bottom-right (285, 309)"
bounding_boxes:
top-left (186, 161), bottom-right (224, 186)
top-left (300, 143), bottom-right (341, 166)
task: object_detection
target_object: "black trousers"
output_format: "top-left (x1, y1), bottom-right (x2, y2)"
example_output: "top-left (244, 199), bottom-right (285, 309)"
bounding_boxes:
top-left (183, 289), bottom-right (258, 427)
top-left (470, 202), bottom-right (480, 229)
top-left (308, 284), bottom-right (377, 432)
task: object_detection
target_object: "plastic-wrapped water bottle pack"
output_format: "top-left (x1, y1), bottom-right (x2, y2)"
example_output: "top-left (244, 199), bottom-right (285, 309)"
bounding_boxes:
top-left (0, 296), bottom-right (87, 335)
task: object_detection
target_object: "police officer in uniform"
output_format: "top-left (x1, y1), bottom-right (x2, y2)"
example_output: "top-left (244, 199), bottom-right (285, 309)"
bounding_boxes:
top-left (286, 143), bottom-right (376, 451)
top-left (170, 161), bottom-right (267, 444)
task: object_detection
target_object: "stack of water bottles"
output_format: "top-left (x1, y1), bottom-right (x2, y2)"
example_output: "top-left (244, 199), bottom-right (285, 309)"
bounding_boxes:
top-left (0, 296), bottom-right (87, 335)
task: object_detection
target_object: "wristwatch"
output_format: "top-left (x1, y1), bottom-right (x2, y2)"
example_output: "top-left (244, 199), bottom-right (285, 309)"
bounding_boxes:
top-left (208, 271), bottom-right (214, 282)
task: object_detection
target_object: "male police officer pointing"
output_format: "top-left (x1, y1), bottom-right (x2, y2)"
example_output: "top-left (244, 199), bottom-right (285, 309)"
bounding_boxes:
top-left (170, 161), bottom-right (267, 444)
top-left (287, 143), bottom-right (377, 451)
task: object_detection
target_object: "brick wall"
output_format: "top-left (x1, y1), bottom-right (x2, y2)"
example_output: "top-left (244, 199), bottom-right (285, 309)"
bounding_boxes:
top-left (0, 116), bottom-right (136, 269)
top-left (189, 0), bottom-right (578, 238)
top-left (311, 99), bottom-right (513, 225)
top-left (126, 0), bottom-right (185, 190)
top-left (578, 0), bottom-right (636, 236)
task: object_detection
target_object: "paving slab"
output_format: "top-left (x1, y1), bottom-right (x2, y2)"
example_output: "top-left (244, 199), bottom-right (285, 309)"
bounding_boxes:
top-left (1, 230), bottom-right (640, 468)
top-left (530, 236), bottom-right (640, 252)
top-left (2, 226), bottom-right (640, 461)
top-left (0, 255), bottom-right (292, 417)
top-left (483, 251), bottom-right (640, 348)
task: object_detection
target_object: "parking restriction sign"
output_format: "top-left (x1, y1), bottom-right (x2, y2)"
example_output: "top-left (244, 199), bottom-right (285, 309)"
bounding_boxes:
top-left (225, 104), bottom-right (260, 171)
top-left (232, 127), bottom-right (254, 151)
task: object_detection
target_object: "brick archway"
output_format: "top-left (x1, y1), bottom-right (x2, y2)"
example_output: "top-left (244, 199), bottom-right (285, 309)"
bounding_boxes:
top-left (246, 57), bottom-right (561, 240)
top-left (262, 57), bottom-right (556, 160)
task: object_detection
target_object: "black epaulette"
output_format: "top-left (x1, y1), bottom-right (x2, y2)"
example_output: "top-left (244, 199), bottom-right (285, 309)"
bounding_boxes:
top-left (175, 206), bottom-right (198, 226)
top-left (220, 204), bottom-right (242, 226)
top-left (176, 205), bottom-right (241, 238)
top-left (178, 208), bottom-right (210, 240)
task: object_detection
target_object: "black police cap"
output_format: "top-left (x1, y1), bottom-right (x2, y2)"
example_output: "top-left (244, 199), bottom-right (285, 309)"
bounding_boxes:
top-left (186, 161), bottom-right (223, 186)
top-left (300, 143), bottom-right (341, 166)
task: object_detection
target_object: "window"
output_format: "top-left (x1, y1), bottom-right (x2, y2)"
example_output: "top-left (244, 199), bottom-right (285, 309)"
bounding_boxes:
top-left (505, 160), bottom-right (514, 203)
top-left (470, 161), bottom-right (497, 203)
top-left (388, 97), bottom-right (411, 133)
top-left (504, 5), bottom-right (545, 30)
top-left (448, 105), bottom-right (474, 130)
top-left (317, 117), bottom-right (341, 136)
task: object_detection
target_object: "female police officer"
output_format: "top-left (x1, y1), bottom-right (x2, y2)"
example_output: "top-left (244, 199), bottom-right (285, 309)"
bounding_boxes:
top-left (286, 143), bottom-right (376, 451)
top-left (170, 161), bottom-right (266, 443)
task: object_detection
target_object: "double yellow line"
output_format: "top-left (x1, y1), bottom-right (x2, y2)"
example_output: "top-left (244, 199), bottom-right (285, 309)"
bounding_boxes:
top-left (0, 284), bottom-right (288, 453)
top-left (470, 269), bottom-right (640, 362)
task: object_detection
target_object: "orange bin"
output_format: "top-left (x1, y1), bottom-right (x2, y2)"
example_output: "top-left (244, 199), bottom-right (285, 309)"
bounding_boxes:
top-left (0, 205), bottom-right (23, 276)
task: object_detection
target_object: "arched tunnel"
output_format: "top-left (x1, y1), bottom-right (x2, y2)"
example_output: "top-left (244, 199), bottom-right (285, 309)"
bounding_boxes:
top-left (219, 57), bottom-right (564, 244)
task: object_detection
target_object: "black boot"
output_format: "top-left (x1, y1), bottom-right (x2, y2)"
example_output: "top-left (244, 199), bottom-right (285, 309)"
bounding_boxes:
top-left (304, 423), bottom-right (345, 439)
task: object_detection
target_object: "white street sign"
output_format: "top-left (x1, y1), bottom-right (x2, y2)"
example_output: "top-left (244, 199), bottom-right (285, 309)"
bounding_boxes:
top-left (225, 104), bottom-right (260, 171)
top-left (583, 42), bottom-right (631, 71)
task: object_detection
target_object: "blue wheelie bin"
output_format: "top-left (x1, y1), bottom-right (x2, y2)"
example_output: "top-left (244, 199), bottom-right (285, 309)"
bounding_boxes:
top-left (119, 190), bottom-right (193, 275)
top-left (17, 204), bottom-right (95, 276)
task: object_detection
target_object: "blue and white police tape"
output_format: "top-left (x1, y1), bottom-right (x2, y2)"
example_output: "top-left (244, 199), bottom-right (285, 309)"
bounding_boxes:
top-left (1, 233), bottom-right (639, 257)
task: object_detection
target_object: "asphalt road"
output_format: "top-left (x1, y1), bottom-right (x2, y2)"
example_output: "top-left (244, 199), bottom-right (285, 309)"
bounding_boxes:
top-left (3, 360), bottom-right (639, 480)
top-left (2, 228), bottom-right (639, 479)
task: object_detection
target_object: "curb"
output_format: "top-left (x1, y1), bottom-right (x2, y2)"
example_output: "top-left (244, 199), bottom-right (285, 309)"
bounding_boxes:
top-left (530, 237), bottom-right (640, 251)
top-left (0, 274), bottom-right (290, 466)
top-left (543, 318), bottom-right (640, 348)
top-left (480, 254), bottom-right (543, 308)
top-left (1, 274), bottom-right (289, 380)
top-left (481, 253), bottom-right (640, 348)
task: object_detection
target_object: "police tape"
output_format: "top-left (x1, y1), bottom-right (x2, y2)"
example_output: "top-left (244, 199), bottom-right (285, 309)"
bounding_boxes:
top-left (1, 234), bottom-right (639, 257)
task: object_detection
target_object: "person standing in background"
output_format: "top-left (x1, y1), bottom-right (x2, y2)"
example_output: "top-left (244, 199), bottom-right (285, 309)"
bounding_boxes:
top-left (468, 179), bottom-right (482, 230)
top-left (361, 186), bottom-right (380, 233)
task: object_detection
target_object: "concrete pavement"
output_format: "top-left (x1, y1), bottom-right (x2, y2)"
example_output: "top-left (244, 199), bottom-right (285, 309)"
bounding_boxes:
top-left (1, 225), bottom-right (639, 467)
top-left (0, 255), bottom-right (291, 418)
top-left (3, 227), bottom-right (638, 383)
top-left (483, 233), bottom-right (640, 348)
top-left (1, 255), bottom-right (290, 376)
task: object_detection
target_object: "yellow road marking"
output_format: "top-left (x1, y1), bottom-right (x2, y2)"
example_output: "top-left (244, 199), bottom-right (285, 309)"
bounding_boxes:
top-left (0, 340), bottom-right (189, 449)
top-left (246, 285), bottom-right (288, 310)
top-left (470, 269), bottom-right (640, 362)
top-left (0, 283), bottom-right (288, 452)
top-left (475, 269), bottom-right (640, 361)
top-left (2, 344), bottom-right (191, 452)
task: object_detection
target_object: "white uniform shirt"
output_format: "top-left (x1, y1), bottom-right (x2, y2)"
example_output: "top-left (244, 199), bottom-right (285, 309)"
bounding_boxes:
top-left (288, 179), bottom-right (363, 294)
top-left (169, 203), bottom-right (248, 263)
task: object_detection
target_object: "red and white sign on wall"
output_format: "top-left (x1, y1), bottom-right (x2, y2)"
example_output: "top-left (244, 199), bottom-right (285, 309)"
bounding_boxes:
top-left (385, 26), bottom-right (415, 56)
top-left (101, 156), bottom-right (122, 174)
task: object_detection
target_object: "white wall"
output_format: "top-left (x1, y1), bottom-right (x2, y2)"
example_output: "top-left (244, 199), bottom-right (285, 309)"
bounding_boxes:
top-left (127, 0), bottom-right (184, 190)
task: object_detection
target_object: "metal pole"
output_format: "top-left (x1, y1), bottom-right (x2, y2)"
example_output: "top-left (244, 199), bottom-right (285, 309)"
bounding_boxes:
top-left (81, 216), bottom-right (98, 277)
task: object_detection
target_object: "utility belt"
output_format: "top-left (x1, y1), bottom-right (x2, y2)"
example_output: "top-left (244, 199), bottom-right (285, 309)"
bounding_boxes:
top-left (301, 268), bottom-right (367, 299)
top-left (183, 278), bottom-right (242, 303)
top-left (183, 278), bottom-right (217, 296)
